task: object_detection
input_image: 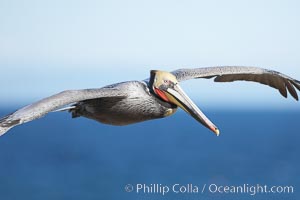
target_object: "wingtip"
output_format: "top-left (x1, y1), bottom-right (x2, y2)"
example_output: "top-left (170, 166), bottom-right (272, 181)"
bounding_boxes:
top-left (0, 114), bottom-right (20, 136)
top-left (0, 126), bottom-right (11, 137)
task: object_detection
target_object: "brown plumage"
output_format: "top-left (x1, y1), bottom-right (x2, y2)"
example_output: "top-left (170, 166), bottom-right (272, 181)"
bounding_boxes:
top-left (0, 66), bottom-right (299, 136)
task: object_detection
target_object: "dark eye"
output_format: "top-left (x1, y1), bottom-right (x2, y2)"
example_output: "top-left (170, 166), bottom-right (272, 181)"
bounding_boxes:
top-left (164, 80), bottom-right (168, 84)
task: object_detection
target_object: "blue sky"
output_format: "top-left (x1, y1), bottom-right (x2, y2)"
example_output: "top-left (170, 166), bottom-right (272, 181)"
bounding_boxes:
top-left (0, 0), bottom-right (299, 109)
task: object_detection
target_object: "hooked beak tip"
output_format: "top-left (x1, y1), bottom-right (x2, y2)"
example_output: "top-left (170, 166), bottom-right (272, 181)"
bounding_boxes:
top-left (213, 128), bottom-right (220, 136)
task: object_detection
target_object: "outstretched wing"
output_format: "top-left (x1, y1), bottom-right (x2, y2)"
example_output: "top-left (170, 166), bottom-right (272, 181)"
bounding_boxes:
top-left (0, 86), bottom-right (126, 136)
top-left (172, 66), bottom-right (300, 100)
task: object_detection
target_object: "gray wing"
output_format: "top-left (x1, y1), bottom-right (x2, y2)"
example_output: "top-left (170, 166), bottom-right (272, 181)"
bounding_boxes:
top-left (172, 66), bottom-right (300, 100)
top-left (0, 86), bottom-right (126, 136)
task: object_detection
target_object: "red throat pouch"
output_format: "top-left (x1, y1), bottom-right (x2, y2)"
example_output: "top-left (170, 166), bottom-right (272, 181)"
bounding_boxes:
top-left (154, 88), bottom-right (169, 102)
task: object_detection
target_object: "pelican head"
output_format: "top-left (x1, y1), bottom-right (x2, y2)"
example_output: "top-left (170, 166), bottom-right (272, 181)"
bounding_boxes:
top-left (150, 70), bottom-right (220, 136)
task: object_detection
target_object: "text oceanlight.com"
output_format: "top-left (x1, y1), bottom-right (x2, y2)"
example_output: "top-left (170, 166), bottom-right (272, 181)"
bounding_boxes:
top-left (124, 183), bottom-right (294, 196)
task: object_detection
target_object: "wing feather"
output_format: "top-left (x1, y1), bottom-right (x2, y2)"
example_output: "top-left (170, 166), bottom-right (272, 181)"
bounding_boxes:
top-left (171, 66), bottom-right (300, 101)
top-left (286, 80), bottom-right (298, 100)
top-left (0, 86), bottom-right (126, 136)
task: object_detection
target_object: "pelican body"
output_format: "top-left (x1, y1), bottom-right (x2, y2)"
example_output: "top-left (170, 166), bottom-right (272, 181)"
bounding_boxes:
top-left (1, 66), bottom-right (299, 136)
top-left (71, 80), bottom-right (177, 125)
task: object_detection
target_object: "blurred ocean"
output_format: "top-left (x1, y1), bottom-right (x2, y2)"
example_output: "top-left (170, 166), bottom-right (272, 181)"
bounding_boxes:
top-left (0, 108), bottom-right (299, 200)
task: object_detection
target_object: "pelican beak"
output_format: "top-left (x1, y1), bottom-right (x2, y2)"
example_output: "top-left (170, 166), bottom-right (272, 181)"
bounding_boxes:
top-left (163, 84), bottom-right (220, 136)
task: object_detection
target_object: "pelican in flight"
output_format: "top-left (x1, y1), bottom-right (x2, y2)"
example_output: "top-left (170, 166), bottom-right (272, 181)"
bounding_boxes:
top-left (0, 66), bottom-right (299, 136)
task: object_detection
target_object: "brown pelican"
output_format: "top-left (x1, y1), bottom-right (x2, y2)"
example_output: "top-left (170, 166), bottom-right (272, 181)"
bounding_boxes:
top-left (0, 66), bottom-right (299, 136)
